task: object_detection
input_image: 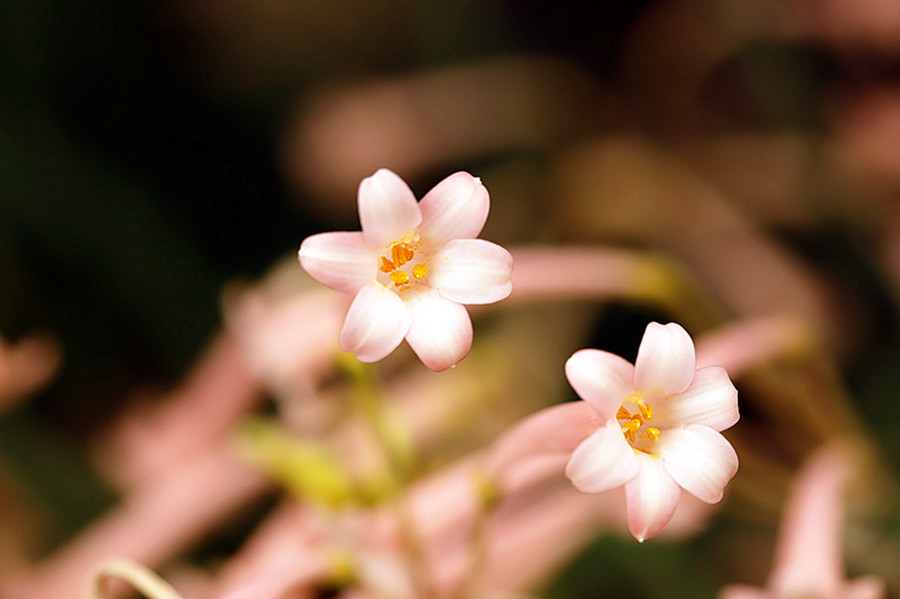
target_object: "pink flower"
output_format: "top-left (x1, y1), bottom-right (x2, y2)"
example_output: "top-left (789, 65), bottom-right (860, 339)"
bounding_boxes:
top-left (719, 445), bottom-right (885, 599)
top-left (298, 169), bottom-right (513, 371)
top-left (564, 322), bottom-right (740, 541)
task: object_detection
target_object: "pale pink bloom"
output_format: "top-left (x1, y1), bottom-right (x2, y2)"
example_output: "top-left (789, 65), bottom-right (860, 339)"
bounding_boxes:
top-left (564, 322), bottom-right (740, 541)
top-left (226, 284), bottom-right (349, 398)
top-left (298, 168), bottom-right (513, 371)
top-left (719, 445), bottom-right (886, 599)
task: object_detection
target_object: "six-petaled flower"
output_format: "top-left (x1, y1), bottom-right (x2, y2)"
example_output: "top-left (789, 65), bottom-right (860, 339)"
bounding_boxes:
top-left (298, 168), bottom-right (513, 371)
top-left (564, 322), bottom-right (740, 541)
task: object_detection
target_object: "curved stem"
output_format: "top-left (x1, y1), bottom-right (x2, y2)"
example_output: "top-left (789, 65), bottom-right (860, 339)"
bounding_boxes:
top-left (87, 559), bottom-right (183, 599)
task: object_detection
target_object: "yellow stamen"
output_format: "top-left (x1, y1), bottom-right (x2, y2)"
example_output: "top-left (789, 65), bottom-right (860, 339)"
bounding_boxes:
top-left (389, 270), bottom-right (409, 286)
top-left (618, 392), bottom-right (662, 449)
top-left (621, 416), bottom-right (641, 443)
top-left (412, 263), bottom-right (428, 279)
top-left (638, 401), bottom-right (653, 421)
top-left (379, 256), bottom-right (396, 273)
top-left (622, 418), bottom-right (641, 433)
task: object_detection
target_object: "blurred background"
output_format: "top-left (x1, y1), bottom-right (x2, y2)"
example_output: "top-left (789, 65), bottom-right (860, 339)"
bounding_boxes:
top-left (2, 0), bottom-right (900, 597)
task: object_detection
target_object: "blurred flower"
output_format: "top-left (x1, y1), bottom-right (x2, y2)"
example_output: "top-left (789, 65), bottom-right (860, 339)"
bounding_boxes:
top-left (0, 332), bottom-right (62, 413)
top-left (719, 444), bottom-right (886, 599)
top-left (564, 322), bottom-right (740, 541)
top-left (298, 169), bottom-right (513, 371)
top-left (224, 272), bottom-right (348, 403)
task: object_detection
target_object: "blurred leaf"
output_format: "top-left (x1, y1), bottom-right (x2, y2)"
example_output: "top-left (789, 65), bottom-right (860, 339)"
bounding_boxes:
top-left (238, 419), bottom-right (359, 510)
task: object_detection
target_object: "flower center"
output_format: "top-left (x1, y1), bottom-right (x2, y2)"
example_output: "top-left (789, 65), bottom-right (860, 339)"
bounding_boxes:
top-left (377, 233), bottom-right (430, 295)
top-left (616, 391), bottom-right (660, 456)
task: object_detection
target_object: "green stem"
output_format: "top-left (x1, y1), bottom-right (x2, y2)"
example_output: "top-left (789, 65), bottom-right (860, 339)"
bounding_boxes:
top-left (337, 353), bottom-right (414, 485)
top-left (337, 354), bottom-right (433, 599)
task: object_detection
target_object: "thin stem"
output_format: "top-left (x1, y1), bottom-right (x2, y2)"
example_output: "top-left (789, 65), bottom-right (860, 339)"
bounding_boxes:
top-left (337, 354), bottom-right (433, 599)
top-left (337, 353), bottom-right (414, 483)
top-left (456, 472), bottom-right (502, 599)
top-left (87, 559), bottom-right (183, 599)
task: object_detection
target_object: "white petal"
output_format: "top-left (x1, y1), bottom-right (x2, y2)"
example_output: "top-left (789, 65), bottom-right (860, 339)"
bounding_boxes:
top-left (339, 283), bottom-right (411, 362)
top-left (565, 349), bottom-right (634, 420)
top-left (660, 425), bottom-right (738, 504)
top-left (358, 169), bottom-right (422, 248)
top-left (564, 422), bottom-right (640, 494)
top-left (418, 172), bottom-right (489, 245)
top-left (298, 232), bottom-right (376, 294)
top-left (652, 366), bottom-right (739, 431)
top-left (404, 291), bottom-right (473, 371)
top-left (432, 239), bottom-right (513, 305)
top-left (625, 454), bottom-right (682, 541)
top-left (634, 322), bottom-right (696, 394)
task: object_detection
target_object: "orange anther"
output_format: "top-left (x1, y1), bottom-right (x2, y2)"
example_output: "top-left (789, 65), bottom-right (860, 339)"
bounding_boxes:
top-left (379, 256), bottom-right (396, 273)
top-left (412, 263), bottom-right (428, 279)
top-left (646, 427), bottom-right (660, 441)
top-left (391, 243), bottom-right (414, 267)
top-left (389, 270), bottom-right (409, 286)
top-left (616, 406), bottom-right (632, 421)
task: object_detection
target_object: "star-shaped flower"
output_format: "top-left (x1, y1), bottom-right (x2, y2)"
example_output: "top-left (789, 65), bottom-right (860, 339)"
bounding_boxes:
top-left (298, 169), bottom-right (513, 371)
top-left (564, 322), bottom-right (740, 541)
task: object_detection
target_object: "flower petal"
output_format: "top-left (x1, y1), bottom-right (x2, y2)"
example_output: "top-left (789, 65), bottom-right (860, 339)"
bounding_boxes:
top-left (842, 577), bottom-right (887, 599)
top-left (565, 349), bottom-right (634, 420)
top-left (299, 232), bottom-right (376, 294)
top-left (652, 366), bottom-right (739, 431)
top-left (404, 291), bottom-right (473, 371)
top-left (634, 322), bottom-right (696, 395)
top-left (418, 172), bottom-right (489, 245)
top-left (339, 283), bottom-right (411, 362)
top-left (624, 454), bottom-right (682, 541)
top-left (432, 239), bottom-right (513, 305)
top-left (770, 445), bottom-right (849, 597)
top-left (487, 402), bottom-right (602, 478)
top-left (717, 585), bottom-right (774, 599)
top-left (660, 425), bottom-right (738, 504)
top-left (564, 422), bottom-right (640, 494)
top-left (358, 169), bottom-right (422, 248)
